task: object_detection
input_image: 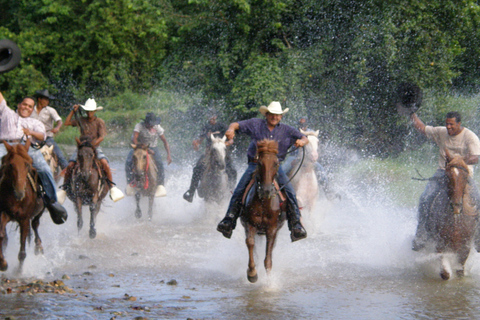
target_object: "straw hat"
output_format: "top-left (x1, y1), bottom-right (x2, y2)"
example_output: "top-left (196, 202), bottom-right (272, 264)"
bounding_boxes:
top-left (80, 98), bottom-right (103, 111)
top-left (259, 101), bottom-right (289, 116)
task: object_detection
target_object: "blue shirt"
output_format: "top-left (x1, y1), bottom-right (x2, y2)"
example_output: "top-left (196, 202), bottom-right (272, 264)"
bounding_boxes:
top-left (237, 118), bottom-right (305, 162)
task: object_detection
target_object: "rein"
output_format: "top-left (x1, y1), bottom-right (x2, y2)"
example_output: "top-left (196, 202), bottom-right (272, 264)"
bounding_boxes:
top-left (144, 151), bottom-right (150, 189)
top-left (279, 146), bottom-right (305, 192)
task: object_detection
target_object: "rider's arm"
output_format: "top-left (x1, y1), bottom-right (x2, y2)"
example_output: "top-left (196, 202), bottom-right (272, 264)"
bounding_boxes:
top-left (294, 135), bottom-right (309, 148)
top-left (64, 105), bottom-right (80, 126)
top-left (160, 134), bottom-right (172, 164)
top-left (22, 128), bottom-right (45, 141)
top-left (465, 155), bottom-right (479, 165)
top-left (225, 122), bottom-right (240, 140)
top-left (410, 113), bottom-right (426, 135)
top-left (132, 131), bottom-right (140, 144)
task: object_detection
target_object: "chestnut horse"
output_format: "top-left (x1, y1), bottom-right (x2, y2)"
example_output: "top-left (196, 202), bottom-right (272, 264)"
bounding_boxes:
top-left (0, 140), bottom-right (44, 272)
top-left (241, 139), bottom-right (287, 283)
top-left (65, 137), bottom-right (108, 239)
top-left (130, 144), bottom-right (157, 219)
top-left (425, 149), bottom-right (478, 279)
top-left (197, 134), bottom-right (228, 204)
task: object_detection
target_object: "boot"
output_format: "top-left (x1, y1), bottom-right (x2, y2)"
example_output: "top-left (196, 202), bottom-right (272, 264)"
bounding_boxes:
top-left (110, 185), bottom-right (125, 202)
top-left (217, 203), bottom-right (242, 239)
top-left (155, 185), bottom-right (167, 197)
top-left (287, 202), bottom-right (307, 242)
top-left (46, 200), bottom-right (68, 225)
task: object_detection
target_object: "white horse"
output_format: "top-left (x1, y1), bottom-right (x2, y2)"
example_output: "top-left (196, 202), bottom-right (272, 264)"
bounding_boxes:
top-left (287, 129), bottom-right (320, 213)
top-left (197, 134), bottom-right (229, 204)
top-left (40, 144), bottom-right (61, 183)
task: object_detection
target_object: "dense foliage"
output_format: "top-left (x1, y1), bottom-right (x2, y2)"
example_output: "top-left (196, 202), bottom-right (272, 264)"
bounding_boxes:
top-left (1, 0), bottom-right (479, 155)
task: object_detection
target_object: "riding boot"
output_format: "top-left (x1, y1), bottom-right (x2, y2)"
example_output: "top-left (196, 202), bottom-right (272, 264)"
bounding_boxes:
top-left (46, 199), bottom-right (68, 225)
top-left (183, 172), bottom-right (200, 203)
top-left (217, 202), bottom-right (242, 239)
top-left (286, 201), bottom-right (307, 242)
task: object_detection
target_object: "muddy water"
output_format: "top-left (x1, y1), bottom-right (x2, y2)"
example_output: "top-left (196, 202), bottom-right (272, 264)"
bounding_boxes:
top-left (2, 148), bottom-right (480, 319)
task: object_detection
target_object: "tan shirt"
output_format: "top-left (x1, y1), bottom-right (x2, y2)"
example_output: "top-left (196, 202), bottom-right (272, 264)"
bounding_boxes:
top-left (70, 117), bottom-right (106, 141)
top-left (31, 105), bottom-right (62, 137)
top-left (425, 126), bottom-right (480, 175)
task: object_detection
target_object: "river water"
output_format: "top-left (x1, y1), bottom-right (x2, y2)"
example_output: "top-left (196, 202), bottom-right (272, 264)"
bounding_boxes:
top-left (2, 147), bottom-right (480, 319)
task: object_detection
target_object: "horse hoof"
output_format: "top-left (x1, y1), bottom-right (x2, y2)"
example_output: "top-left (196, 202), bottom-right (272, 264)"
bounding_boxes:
top-left (135, 210), bottom-right (142, 219)
top-left (89, 228), bottom-right (97, 239)
top-left (440, 270), bottom-right (450, 280)
top-left (247, 273), bottom-right (258, 283)
top-left (0, 260), bottom-right (8, 271)
top-left (35, 246), bottom-right (44, 255)
top-left (456, 269), bottom-right (465, 278)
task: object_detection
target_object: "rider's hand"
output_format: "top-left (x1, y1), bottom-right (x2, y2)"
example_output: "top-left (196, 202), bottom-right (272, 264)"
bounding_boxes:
top-left (72, 104), bottom-right (80, 112)
top-left (50, 128), bottom-right (59, 134)
top-left (22, 128), bottom-right (31, 136)
top-left (192, 139), bottom-right (200, 151)
top-left (225, 139), bottom-right (234, 147)
top-left (294, 139), bottom-right (306, 148)
top-left (167, 155), bottom-right (172, 165)
top-left (225, 129), bottom-right (235, 140)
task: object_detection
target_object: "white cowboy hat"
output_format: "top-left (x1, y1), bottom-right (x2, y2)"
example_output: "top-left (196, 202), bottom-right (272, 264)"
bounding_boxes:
top-left (80, 98), bottom-right (103, 111)
top-left (259, 101), bottom-right (289, 116)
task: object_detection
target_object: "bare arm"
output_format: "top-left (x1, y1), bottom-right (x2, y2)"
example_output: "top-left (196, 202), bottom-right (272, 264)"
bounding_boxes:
top-left (50, 119), bottom-right (63, 134)
top-left (64, 104), bottom-right (80, 126)
top-left (465, 155), bottom-right (479, 165)
top-left (160, 134), bottom-right (172, 164)
top-left (22, 128), bottom-right (45, 141)
top-left (410, 113), bottom-right (426, 135)
top-left (131, 131), bottom-right (140, 145)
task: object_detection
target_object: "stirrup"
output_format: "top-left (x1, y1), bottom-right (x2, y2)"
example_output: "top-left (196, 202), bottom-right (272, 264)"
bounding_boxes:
top-left (183, 190), bottom-right (194, 202)
top-left (110, 186), bottom-right (125, 202)
top-left (155, 185), bottom-right (167, 197)
top-left (57, 189), bottom-right (67, 205)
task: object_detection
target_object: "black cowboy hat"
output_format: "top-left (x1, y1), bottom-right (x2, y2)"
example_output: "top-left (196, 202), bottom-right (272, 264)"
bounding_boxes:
top-left (34, 89), bottom-right (56, 100)
top-left (396, 82), bottom-right (422, 115)
top-left (0, 39), bottom-right (21, 74)
top-left (144, 112), bottom-right (161, 126)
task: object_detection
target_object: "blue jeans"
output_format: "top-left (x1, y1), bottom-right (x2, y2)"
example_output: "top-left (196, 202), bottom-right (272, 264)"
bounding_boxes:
top-left (0, 143), bottom-right (57, 202)
top-left (45, 136), bottom-right (68, 169)
top-left (125, 146), bottom-right (165, 185)
top-left (69, 146), bottom-right (107, 162)
top-left (226, 162), bottom-right (301, 216)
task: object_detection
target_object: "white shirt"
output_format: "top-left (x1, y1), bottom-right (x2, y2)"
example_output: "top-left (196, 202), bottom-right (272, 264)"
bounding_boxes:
top-left (31, 105), bottom-right (62, 138)
top-left (0, 99), bottom-right (46, 143)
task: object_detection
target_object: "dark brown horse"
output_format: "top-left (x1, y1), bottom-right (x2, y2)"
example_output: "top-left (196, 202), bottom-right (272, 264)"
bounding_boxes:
top-left (65, 136), bottom-right (108, 239)
top-left (241, 139), bottom-right (287, 283)
top-left (130, 144), bottom-right (157, 219)
top-left (427, 149), bottom-right (478, 280)
top-left (0, 140), bottom-right (44, 272)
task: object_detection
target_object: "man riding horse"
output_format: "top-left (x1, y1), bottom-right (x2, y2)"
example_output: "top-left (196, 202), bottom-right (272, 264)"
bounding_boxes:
top-left (183, 113), bottom-right (237, 202)
top-left (125, 112), bottom-right (172, 197)
top-left (410, 110), bottom-right (480, 251)
top-left (58, 99), bottom-right (124, 202)
top-left (0, 91), bottom-right (67, 224)
top-left (216, 101), bottom-right (308, 242)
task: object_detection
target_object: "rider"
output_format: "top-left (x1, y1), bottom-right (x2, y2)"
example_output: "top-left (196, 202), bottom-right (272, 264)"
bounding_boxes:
top-left (0, 92), bottom-right (68, 224)
top-left (410, 111), bottom-right (480, 251)
top-left (125, 112), bottom-right (172, 197)
top-left (183, 113), bottom-right (237, 202)
top-left (31, 89), bottom-right (69, 169)
top-left (58, 99), bottom-right (124, 203)
top-left (216, 101), bottom-right (308, 242)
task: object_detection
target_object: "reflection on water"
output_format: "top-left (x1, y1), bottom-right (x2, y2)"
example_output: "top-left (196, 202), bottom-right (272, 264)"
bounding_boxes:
top-left (1, 149), bottom-right (480, 319)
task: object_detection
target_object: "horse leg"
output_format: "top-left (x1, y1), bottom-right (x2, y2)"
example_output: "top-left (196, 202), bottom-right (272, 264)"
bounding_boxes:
top-left (17, 219), bottom-right (30, 274)
top-left (439, 254), bottom-right (451, 280)
top-left (455, 245), bottom-right (472, 278)
top-left (135, 192), bottom-right (142, 219)
top-left (0, 214), bottom-right (10, 271)
top-left (31, 215), bottom-right (44, 255)
top-left (148, 194), bottom-right (154, 220)
top-left (89, 202), bottom-right (100, 239)
top-left (76, 198), bottom-right (84, 233)
top-left (246, 224), bottom-right (258, 283)
top-left (264, 227), bottom-right (278, 275)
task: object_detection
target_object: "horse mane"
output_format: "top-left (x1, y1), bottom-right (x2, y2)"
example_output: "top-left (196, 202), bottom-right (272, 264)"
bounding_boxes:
top-left (78, 136), bottom-right (96, 150)
top-left (257, 139), bottom-right (278, 155)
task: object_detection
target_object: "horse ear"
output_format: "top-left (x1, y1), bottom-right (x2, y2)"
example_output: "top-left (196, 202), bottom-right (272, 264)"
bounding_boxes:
top-left (300, 128), bottom-right (306, 134)
top-left (3, 140), bottom-right (12, 152)
top-left (210, 133), bottom-right (215, 141)
top-left (222, 135), bottom-right (227, 142)
top-left (48, 145), bottom-right (54, 152)
top-left (131, 144), bottom-right (136, 149)
top-left (445, 149), bottom-right (453, 163)
top-left (24, 139), bottom-right (31, 151)
top-left (314, 130), bottom-right (319, 137)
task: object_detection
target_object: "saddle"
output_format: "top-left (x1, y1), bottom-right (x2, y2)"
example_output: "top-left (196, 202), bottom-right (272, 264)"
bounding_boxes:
top-left (241, 175), bottom-right (286, 209)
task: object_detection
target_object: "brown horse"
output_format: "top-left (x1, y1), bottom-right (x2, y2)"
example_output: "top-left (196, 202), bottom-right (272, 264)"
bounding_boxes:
top-left (241, 139), bottom-right (287, 283)
top-left (130, 144), bottom-right (157, 219)
top-left (0, 140), bottom-right (44, 272)
top-left (65, 136), bottom-right (108, 239)
top-left (426, 149), bottom-right (478, 280)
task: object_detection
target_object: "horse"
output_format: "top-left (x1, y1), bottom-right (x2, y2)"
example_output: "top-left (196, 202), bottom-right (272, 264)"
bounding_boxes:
top-left (130, 144), bottom-right (157, 219)
top-left (241, 139), bottom-right (287, 283)
top-left (197, 134), bottom-right (229, 204)
top-left (65, 136), bottom-right (108, 239)
top-left (0, 140), bottom-right (45, 272)
top-left (424, 149), bottom-right (478, 280)
top-left (287, 129), bottom-right (320, 213)
top-left (40, 144), bottom-right (61, 183)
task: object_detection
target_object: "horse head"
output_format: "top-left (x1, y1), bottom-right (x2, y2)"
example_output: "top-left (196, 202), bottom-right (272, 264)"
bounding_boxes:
top-left (75, 136), bottom-right (98, 181)
top-left (445, 149), bottom-right (470, 215)
top-left (300, 129), bottom-right (319, 163)
top-left (1, 140), bottom-right (33, 201)
top-left (131, 144), bottom-right (155, 186)
top-left (255, 139), bottom-right (279, 199)
top-left (209, 134), bottom-right (227, 170)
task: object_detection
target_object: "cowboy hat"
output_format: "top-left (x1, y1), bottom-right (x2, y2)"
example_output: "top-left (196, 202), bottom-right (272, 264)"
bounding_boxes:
top-left (80, 98), bottom-right (103, 111)
top-left (34, 89), bottom-right (56, 100)
top-left (144, 112), bottom-right (161, 126)
top-left (259, 101), bottom-right (289, 116)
